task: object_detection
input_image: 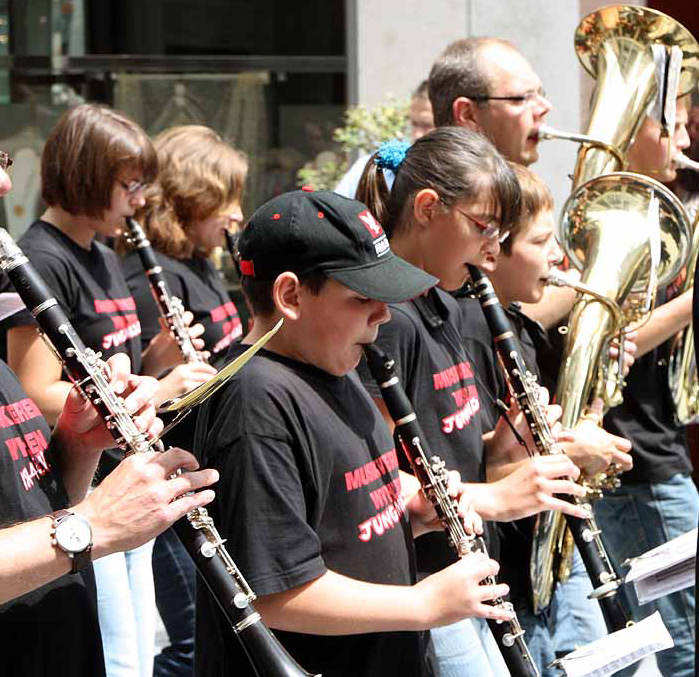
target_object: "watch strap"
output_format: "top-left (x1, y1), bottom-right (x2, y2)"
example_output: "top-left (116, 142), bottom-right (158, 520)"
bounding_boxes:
top-left (50, 509), bottom-right (93, 575)
top-left (70, 544), bottom-right (93, 574)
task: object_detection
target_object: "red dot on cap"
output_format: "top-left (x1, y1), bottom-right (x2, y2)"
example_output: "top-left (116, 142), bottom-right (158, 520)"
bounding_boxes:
top-left (318, 211), bottom-right (324, 218)
top-left (272, 213), bottom-right (281, 220)
top-left (301, 185), bottom-right (314, 192)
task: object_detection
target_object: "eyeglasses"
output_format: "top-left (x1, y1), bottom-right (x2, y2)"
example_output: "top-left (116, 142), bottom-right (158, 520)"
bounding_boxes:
top-left (0, 151), bottom-right (13, 171)
top-left (470, 88), bottom-right (547, 107)
top-left (118, 179), bottom-right (149, 195)
top-left (455, 208), bottom-right (509, 243)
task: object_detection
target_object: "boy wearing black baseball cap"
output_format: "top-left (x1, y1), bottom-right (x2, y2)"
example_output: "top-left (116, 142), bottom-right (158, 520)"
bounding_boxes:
top-left (193, 190), bottom-right (511, 677)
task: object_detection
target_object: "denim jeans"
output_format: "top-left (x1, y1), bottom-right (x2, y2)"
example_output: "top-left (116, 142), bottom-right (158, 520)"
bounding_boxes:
top-left (515, 548), bottom-right (607, 676)
top-left (153, 528), bottom-right (196, 677)
top-left (594, 473), bottom-right (698, 677)
top-left (94, 540), bottom-right (156, 677)
top-left (427, 617), bottom-right (510, 677)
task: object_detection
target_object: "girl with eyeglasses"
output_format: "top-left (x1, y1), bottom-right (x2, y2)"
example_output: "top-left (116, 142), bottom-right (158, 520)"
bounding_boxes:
top-left (1, 103), bottom-right (216, 677)
top-left (355, 126), bottom-right (589, 677)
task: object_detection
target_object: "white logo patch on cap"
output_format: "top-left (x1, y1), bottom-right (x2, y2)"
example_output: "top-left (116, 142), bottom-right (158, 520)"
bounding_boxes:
top-left (358, 209), bottom-right (390, 258)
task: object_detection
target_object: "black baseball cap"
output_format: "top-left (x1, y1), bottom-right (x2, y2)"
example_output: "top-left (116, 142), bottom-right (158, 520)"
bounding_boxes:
top-left (237, 189), bottom-right (437, 303)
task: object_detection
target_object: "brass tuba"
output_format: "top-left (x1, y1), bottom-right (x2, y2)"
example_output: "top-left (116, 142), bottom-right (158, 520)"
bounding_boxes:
top-left (529, 5), bottom-right (699, 613)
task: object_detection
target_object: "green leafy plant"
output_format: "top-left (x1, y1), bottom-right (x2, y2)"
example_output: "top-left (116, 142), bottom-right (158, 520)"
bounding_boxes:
top-left (297, 97), bottom-right (410, 191)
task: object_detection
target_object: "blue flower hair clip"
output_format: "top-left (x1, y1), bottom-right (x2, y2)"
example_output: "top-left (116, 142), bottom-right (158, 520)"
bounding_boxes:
top-left (375, 140), bottom-right (410, 172)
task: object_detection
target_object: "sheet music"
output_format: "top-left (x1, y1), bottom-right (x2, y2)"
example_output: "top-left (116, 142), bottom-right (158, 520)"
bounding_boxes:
top-left (0, 292), bottom-right (25, 321)
top-left (625, 527), bottom-right (696, 605)
top-left (556, 612), bottom-right (673, 677)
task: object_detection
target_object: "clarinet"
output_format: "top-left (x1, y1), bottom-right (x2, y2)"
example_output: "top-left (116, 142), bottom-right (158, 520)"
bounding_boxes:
top-left (124, 217), bottom-right (203, 364)
top-left (0, 228), bottom-right (317, 677)
top-left (467, 264), bottom-right (630, 633)
top-left (363, 344), bottom-right (541, 677)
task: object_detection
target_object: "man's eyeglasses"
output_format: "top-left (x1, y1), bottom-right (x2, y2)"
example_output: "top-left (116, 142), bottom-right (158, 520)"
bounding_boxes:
top-left (118, 179), bottom-right (148, 195)
top-left (469, 89), bottom-right (547, 107)
top-left (0, 151), bottom-right (13, 171)
top-left (455, 208), bottom-right (509, 243)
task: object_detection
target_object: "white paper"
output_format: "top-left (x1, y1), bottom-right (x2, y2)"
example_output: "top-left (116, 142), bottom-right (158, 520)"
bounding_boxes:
top-left (625, 527), bottom-right (696, 605)
top-left (556, 612), bottom-right (673, 677)
top-left (0, 292), bottom-right (25, 321)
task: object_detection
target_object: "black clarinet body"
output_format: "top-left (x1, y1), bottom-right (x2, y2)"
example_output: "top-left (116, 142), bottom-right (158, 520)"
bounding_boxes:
top-left (0, 228), bottom-right (317, 677)
top-left (467, 264), bottom-right (630, 633)
top-left (124, 217), bottom-right (203, 364)
top-left (364, 344), bottom-right (540, 677)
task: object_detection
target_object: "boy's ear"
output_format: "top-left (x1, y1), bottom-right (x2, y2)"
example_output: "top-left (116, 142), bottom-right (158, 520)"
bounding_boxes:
top-left (273, 272), bottom-right (303, 320)
top-left (413, 188), bottom-right (441, 227)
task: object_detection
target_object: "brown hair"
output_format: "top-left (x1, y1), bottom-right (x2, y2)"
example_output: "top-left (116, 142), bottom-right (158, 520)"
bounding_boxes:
top-left (41, 103), bottom-right (157, 218)
top-left (357, 126), bottom-right (521, 239)
top-left (135, 125), bottom-right (248, 259)
top-left (500, 163), bottom-right (554, 254)
top-left (428, 37), bottom-right (517, 127)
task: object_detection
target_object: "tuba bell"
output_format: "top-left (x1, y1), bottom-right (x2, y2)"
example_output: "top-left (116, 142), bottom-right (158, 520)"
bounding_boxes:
top-left (571, 5), bottom-right (699, 186)
top-left (555, 172), bottom-right (691, 428)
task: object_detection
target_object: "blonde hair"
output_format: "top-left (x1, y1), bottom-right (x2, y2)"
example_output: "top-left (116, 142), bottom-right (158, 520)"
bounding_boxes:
top-left (136, 125), bottom-right (247, 259)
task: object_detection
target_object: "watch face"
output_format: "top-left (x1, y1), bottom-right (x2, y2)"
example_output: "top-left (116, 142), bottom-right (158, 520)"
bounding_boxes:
top-left (55, 515), bottom-right (92, 553)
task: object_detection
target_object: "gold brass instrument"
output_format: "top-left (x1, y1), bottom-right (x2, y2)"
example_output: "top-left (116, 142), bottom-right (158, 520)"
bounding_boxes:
top-left (531, 173), bottom-right (692, 613)
top-left (571, 5), bottom-right (699, 187)
top-left (529, 5), bottom-right (699, 613)
top-left (537, 125), bottom-right (625, 171)
top-left (668, 153), bottom-right (699, 424)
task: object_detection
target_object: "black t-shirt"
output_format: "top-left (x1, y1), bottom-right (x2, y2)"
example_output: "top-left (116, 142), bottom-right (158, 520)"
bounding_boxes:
top-left (193, 344), bottom-right (427, 677)
top-left (2, 220), bottom-right (143, 476)
top-left (0, 360), bottom-right (104, 676)
top-left (358, 288), bottom-right (489, 577)
top-left (122, 250), bottom-right (243, 370)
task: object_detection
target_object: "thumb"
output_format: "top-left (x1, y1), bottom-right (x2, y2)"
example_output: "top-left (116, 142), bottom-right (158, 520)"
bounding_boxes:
top-left (63, 384), bottom-right (91, 415)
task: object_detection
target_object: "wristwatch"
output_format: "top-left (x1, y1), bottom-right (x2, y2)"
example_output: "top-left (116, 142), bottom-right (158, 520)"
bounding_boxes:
top-left (50, 509), bottom-right (93, 574)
